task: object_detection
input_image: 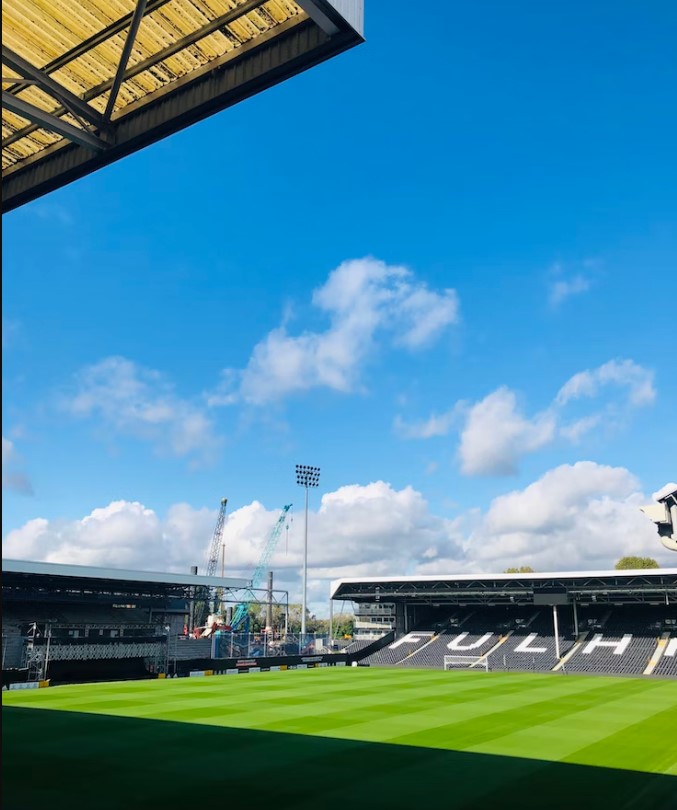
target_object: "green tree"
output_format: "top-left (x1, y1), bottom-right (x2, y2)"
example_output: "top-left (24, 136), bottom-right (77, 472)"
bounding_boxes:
top-left (266, 604), bottom-right (322, 634)
top-left (332, 616), bottom-right (355, 638)
top-left (503, 566), bottom-right (535, 573)
top-left (242, 603), bottom-right (341, 635)
top-left (614, 556), bottom-right (659, 570)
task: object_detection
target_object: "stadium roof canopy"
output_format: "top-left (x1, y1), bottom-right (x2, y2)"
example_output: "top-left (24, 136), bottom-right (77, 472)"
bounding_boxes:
top-left (1, 0), bottom-right (364, 212)
top-left (3, 558), bottom-right (249, 596)
top-left (331, 569), bottom-right (677, 606)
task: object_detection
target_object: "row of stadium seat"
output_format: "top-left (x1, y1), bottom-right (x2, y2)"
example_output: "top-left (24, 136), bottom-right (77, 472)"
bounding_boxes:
top-left (562, 634), bottom-right (658, 675)
top-left (355, 605), bottom-right (677, 677)
top-left (652, 640), bottom-right (677, 677)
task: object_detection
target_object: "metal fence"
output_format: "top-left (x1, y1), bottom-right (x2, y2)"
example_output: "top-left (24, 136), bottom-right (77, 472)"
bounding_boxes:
top-left (211, 633), bottom-right (342, 659)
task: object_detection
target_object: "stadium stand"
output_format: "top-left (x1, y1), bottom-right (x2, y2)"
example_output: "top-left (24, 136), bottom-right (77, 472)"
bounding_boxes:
top-left (487, 610), bottom-right (576, 673)
top-left (342, 639), bottom-right (376, 655)
top-left (351, 604), bottom-right (677, 677)
top-left (563, 606), bottom-right (673, 676)
top-left (334, 569), bottom-right (677, 678)
top-left (398, 610), bottom-right (499, 669)
top-left (4, 563), bottom-right (676, 683)
top-left (652, 636), bottom-right (677, 677)
top-left (1, 627), bottom-right (24, 670)
top-left (2, 560), bottom-right (246, 684)
top-left (389, 608), bottom-right (574, 671)
top-left (360, 629), bottom-right (437, 666)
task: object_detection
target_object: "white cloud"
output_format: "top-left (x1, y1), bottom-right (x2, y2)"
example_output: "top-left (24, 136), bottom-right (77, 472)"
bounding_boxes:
top-left (1, 500), bottom-right (209, 571)
top-left (64, 356), bottom-right (219, 464)
top-left (549, 275), bottom-right (591, 306)
top-left (556, 359), bottom-right (656, 408)
top-left (459, 462), bottom-right (673, 572)
top-left (2, 436), bottom-right (33, 495)
top-left (558, 415), bottom-right (601, 443)
top-left (2, 482), bottom-right (462, 612)
top-left (458, 388), bottom-right (556, 476)
top-left (209, 258), bottom-right (459, 405)
top-left (394, 408), bottom-right (458, 439)
top-left (4, 465), bottom-right (672, 615)
top-left (547, 260), bottom-right (597, 307)
top-left (401, 358), bottom-right (655, 477)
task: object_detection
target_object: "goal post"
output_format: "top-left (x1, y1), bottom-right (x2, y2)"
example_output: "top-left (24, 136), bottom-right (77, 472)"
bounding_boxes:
top-left (444, 655), bottom-right (489, 672)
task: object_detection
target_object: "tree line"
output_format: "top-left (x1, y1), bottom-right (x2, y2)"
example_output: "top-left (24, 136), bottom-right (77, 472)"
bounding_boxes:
top-left (244, 603), bottom-right (354, 637)
top-left (503, 557), bottom-right (659, 573)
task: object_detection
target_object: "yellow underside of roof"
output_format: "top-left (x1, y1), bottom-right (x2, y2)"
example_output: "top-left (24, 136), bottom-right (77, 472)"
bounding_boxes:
top-left (2, 0), bottom-right (306, 172)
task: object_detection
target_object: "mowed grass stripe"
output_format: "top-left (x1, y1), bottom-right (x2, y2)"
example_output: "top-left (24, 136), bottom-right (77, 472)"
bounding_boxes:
top-left (2, 669), bottom-right (533, 723)
top-left (3, 668), bottom-right (676, 778)
top-left (387, 676), bottom-right (671, 751)
top-left (561, 703), bottom-right (677, 774)
top-left (122, 671), bottom-right (615, 734)
top-left (463, 685), bottom-right (677, 767)
top-left (4, 669), bottom-right (677, 810)
top-left (301, 671), bottom-right (645, 743)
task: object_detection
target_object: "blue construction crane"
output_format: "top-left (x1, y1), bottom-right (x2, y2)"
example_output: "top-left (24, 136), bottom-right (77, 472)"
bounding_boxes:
top-left (230, 504), bottom-right (292, 632)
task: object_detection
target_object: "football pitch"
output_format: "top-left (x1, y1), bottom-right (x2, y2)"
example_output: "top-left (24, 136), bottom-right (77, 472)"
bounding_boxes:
top-left (3, 668), bottom-right (676, 810)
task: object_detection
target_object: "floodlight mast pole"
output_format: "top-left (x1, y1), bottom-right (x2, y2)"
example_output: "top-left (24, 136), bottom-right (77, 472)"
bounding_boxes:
top-left (303, 483), bottom-right (309, 636)
top-left (296, 464), bottom-right (320, 637)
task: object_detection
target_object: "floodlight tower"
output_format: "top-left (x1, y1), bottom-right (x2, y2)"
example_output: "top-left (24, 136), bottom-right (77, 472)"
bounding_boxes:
top-left (296, 464), bottom-right (320, 636)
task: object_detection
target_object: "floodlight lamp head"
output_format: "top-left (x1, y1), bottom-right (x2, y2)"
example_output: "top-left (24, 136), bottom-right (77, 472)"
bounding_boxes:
top-left (295, 464), bottom-right (321, 487)
top-left (640, 482), bottom-right (677, 553)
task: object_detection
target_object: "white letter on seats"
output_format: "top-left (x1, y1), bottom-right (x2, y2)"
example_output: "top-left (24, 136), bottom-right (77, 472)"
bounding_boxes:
top-left (389, 632), bottom-right (434, 649)
top-left (514, 633), bottom-right (547, 654)
top-left (447, 632), bottom-right (493, 651)
top-left (663, 638), bottom-right (677, 658)
top-left (582, 634), bottom-right (632, 655)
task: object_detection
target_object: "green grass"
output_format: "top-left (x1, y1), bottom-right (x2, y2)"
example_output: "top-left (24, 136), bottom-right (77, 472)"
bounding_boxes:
top-left (3, 668), bottom-right (677, 809)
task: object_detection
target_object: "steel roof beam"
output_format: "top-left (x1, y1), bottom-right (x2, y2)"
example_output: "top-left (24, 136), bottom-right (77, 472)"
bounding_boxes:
top-left (94, 0), bottom-right (268, 110)
top-left (3, 18), bottom-right (363, 212)
top-left (3, 0), bottom-right (267, 148)
top-left (3, 0), bottom-right (173, 97)
top-left (104, 0), bottom-right (148, 121)
top-left (2, 45), bottom-right (106, 131)
top-left (1, 92), bottom-right (107, 151)
top-left (295, 1), bottom-right (340, 35)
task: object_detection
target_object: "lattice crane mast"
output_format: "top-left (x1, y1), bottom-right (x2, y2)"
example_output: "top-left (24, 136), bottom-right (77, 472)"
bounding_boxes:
top-left (207, 497), bottom-right (228, 577)
top-left (208, 497), bottom-right (228, 614)
top-left (193, 497), bottom-right (228, 628)
top-left (230, 504), bottom-right (292, 632)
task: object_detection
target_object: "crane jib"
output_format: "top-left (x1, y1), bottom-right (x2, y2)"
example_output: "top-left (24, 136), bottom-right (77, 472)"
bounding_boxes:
top-left (230, 504), bottom-right (293, 632)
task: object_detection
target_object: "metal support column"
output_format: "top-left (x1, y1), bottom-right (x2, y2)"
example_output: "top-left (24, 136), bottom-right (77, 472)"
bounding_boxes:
top-left (43, 625), bottom-right (52, 681)
top-left (553, 605), bottom-right (561, 660)
top-left (188, 565), bottom-right (197, 632)
top-left (573, 600), bottom-right (578, 637)
top-left (266, 571), bottom-right (274, 632)
top-left (302, 484), bottom-right (309, 636)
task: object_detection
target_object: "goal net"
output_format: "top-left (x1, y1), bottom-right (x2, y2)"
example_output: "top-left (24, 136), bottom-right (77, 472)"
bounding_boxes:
top-left (443, 655), bottom-right (489, 672)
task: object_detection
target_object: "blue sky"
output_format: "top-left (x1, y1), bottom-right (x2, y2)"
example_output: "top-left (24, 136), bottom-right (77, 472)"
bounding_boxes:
top-left (3, 1), bottom-right (676, 611)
